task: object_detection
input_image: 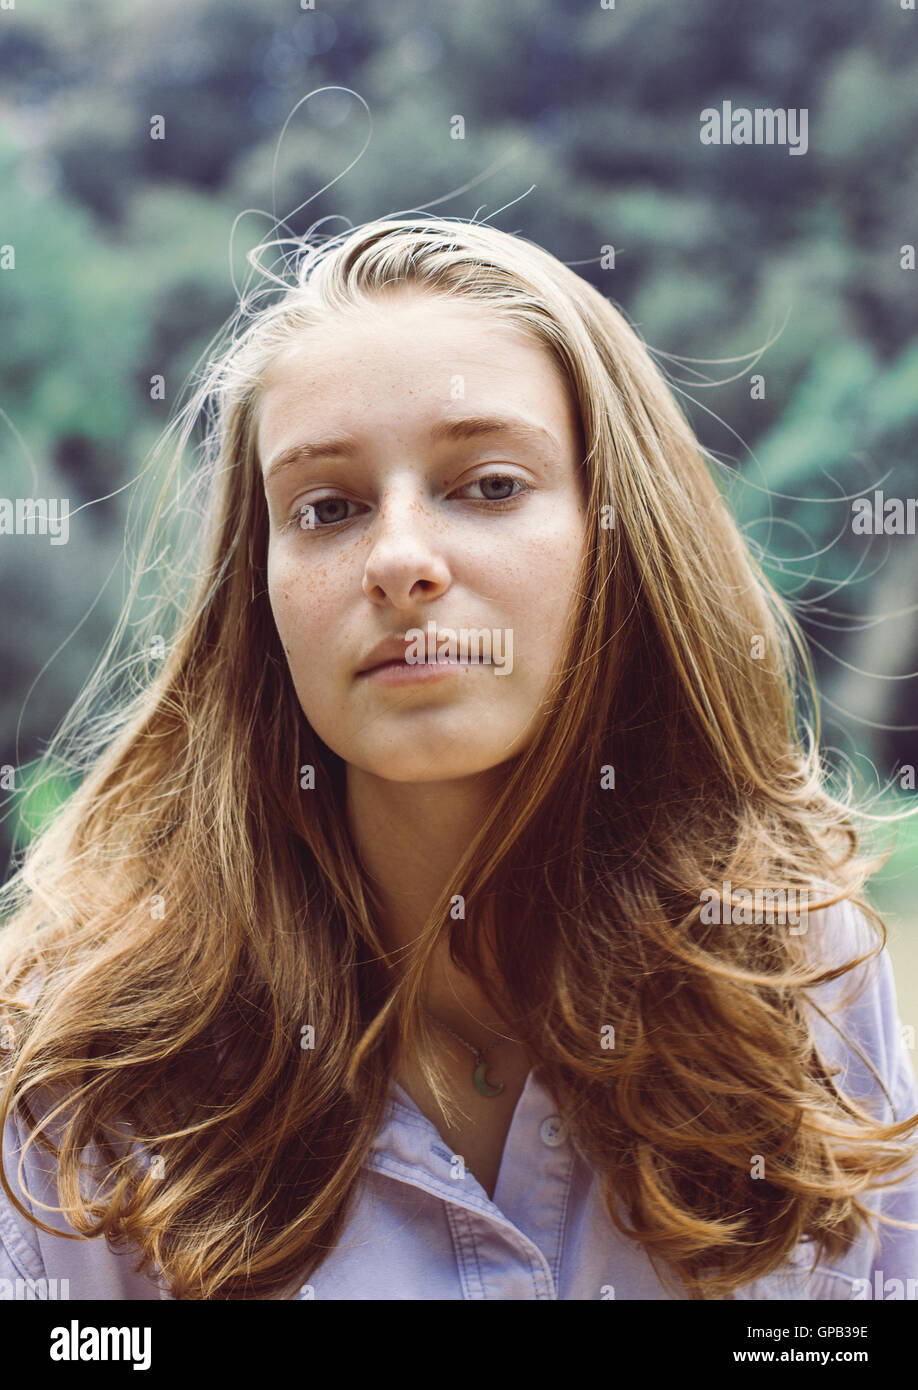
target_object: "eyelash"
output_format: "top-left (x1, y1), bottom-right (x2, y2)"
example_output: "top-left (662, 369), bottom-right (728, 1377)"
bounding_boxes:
top-left (281, 473), bottom-right (532, 533)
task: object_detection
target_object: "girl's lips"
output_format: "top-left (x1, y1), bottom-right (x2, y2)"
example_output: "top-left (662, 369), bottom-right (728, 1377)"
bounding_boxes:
top-left (357, 657), bottom-right (472, 685)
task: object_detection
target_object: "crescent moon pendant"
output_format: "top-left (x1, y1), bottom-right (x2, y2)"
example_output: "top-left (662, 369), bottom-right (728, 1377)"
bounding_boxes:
top-left (473, 1061), bottom-right (505, 1097)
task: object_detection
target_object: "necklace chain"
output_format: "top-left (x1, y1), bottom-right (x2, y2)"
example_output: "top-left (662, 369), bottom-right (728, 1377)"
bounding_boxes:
top-left (422, 1006), bottom-right (512, 1098)
top-left (422, 1006), bottom-right (504, 1062)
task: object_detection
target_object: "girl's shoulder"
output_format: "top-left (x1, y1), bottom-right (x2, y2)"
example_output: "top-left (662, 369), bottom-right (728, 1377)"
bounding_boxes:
top-left (0, 1082), bottom-right (167, 1300)
top-left (0, 964), bottom-right (169, 1299)
top-left (801, 895), bottom-right (917, 1125)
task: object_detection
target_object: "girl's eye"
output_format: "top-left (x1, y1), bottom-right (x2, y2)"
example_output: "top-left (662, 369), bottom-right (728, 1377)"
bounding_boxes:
top-left (285, 497), bottom-right (363, 531)
top-left (284, 473), bottom-right (530, 533)
top-left (309, 497), bottom-right (360, 527)
top-left (455, 473), bottom-right (530, 503)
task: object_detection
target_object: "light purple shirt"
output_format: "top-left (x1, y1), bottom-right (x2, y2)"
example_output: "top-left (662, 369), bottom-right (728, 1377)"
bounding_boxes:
top-left (2, 899), bottom-right (917, 1299)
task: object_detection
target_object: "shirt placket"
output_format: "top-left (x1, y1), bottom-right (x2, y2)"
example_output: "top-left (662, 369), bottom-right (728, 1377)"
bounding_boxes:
top-left (367, 1072), bottom-right (575, 1299)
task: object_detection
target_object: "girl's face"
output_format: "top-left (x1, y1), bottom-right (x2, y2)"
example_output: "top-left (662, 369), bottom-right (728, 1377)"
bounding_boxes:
top-left (257, 288), bottom-right (589, 782)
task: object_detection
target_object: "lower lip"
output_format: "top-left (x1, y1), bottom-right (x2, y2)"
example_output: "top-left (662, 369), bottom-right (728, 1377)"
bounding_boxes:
top-left (357, 658), bottom-right (475, 686)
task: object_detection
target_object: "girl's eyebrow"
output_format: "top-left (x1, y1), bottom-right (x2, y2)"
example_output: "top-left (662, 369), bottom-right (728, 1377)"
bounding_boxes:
top-left (262, 414), bottom-right (561, 485)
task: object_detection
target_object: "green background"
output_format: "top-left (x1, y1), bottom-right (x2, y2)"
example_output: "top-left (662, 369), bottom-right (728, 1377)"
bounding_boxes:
top-left (1, 0), bottom-right (916, 1072)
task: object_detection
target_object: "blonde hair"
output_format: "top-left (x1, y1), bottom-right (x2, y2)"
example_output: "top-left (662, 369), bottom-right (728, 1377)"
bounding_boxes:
top-left (1, 216), bottom-right (916, 1299)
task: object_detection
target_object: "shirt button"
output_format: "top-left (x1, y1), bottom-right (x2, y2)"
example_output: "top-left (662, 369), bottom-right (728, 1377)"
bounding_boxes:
top-left (539, 1115), bottom-right (567, 1147)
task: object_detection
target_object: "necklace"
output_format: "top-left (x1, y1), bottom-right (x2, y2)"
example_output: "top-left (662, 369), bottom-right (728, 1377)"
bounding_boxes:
top-left (423, 1006), bottom-right (506, 1098)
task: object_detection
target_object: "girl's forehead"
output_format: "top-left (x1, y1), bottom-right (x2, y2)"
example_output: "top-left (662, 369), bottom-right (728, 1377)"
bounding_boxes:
top-left (264, 289), bottom-right (546, 361)
top-left (257, 315), bottom-right (564, 410)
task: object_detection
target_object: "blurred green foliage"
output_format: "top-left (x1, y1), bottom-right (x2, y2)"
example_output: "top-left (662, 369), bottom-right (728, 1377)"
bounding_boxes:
top-left (1, 0), bottom-right (916, 904)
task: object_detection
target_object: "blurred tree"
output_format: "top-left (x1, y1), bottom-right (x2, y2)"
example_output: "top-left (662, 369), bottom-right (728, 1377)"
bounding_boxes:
top-left (1, 0), bottom-right (917, 877)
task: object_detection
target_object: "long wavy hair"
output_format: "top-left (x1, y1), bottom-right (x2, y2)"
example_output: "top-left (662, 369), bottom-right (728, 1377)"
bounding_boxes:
top-left (1, 215), bottom-right (916, 1300)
